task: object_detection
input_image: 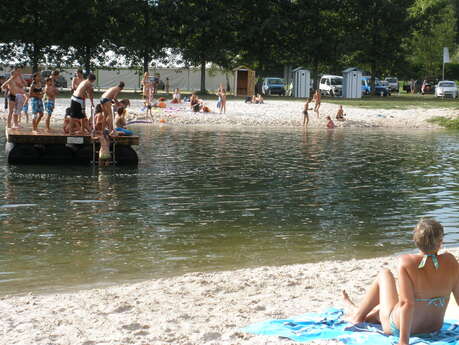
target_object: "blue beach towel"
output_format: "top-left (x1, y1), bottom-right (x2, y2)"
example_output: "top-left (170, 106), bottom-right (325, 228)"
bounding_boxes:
top-left (242, 308), bottom-right (459, 344)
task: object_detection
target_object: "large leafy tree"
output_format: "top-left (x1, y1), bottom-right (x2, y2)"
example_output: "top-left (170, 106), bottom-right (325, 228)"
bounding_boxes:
top-left (174, 0), bottom-right (239, 93)
top-left (405, 0), bottom-right (457, 78)
top-left (347, 0), bottom-right (414, 93)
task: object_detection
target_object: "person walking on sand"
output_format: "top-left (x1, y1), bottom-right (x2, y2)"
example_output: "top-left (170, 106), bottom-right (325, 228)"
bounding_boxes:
top-left (303, 98), bottom-right (312, 127)
top-left (70, 73), bottom-right (96, 135)
top-left (313, 90), bottom-right (321, 118)
top-left (343, 218), bottom-right (459, 345)
top-left (44, 77), bottom-right (58, 131)
top-left (100, 81), bottom-right (125, 132)
top-left (29, 72), bottom-right (45, 132)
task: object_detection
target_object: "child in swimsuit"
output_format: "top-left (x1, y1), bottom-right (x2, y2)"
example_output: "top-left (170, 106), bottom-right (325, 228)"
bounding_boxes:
top-left (98, 130), bottom-right (111, 166)
top-left (21, 93), bottom-right (29, 124)
top-left (44, 77), bottom-right (58, 131)
top-left (303, 98), bottom-right (312, 127)
top-left (343, 218), bottom-right (459, 345)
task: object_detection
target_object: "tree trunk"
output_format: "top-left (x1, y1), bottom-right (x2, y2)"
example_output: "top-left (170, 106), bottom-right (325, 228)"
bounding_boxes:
top-left (84, 46), bottom-right (91, 74)
top-left (143, 52), bottom-right (149, 73)
top-left (370, 63), bottom-right (376, 96)
top-left (312, 59), bottom-right (319, 91)
top-left (32, 43), bottom-right (39, 73)
top-left (200, 60), bottom-right (206, 94)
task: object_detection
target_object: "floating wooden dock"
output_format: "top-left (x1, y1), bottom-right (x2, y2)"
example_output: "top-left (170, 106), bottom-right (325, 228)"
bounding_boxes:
top-left (5, 129), bottom-right (139, 165)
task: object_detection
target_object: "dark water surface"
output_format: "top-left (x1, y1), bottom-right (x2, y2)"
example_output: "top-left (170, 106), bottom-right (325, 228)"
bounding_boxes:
top-left (1, 125), bottom-right (459, 295)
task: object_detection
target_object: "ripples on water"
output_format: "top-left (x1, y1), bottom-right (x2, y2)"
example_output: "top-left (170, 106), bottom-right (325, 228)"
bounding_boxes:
top-left (1, 125), bottom-right (459, 294)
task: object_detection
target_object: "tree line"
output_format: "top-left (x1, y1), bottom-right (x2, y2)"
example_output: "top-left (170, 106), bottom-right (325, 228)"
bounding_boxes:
top-left (0, 0), bottom-right (457, 92)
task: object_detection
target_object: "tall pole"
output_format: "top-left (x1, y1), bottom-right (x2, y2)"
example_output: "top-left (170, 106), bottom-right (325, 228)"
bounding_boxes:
top-left (443, 63), bottom-right (445, 80)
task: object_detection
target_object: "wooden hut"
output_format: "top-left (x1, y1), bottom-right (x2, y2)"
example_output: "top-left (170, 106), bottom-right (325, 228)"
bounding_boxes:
top-left (233, 66), bottom-right (255, 97)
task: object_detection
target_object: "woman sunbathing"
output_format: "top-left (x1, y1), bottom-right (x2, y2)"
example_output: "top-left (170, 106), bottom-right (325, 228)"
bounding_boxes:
top-left (343, 218), bottom-right (459, 345)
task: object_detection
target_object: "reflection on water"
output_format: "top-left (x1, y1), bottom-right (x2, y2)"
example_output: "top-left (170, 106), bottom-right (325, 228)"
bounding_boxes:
top-left (1, 125), bottom-right (459, 295)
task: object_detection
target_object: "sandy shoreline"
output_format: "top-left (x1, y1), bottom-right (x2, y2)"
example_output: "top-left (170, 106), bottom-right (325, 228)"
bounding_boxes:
top-left (2, 98), bottom-right (458, 130)
top-left (2, 248), bottom-right (459, 345)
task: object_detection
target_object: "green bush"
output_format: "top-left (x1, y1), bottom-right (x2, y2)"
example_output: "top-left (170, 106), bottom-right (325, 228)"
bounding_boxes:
top-left (427, 116), bottom-right (459, 129)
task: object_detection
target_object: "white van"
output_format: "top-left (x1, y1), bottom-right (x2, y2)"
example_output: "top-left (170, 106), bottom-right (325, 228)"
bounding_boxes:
top-left (319, 75), bottom-right (343, 97)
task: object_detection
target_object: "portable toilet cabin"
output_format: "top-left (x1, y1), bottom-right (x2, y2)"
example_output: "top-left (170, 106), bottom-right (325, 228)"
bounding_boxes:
top-left (233, 66), bottom-right (255, 97)
top-left (342, 67), bottom-right (362, 99)
top-left (293, 67), bottom-right (311, 98)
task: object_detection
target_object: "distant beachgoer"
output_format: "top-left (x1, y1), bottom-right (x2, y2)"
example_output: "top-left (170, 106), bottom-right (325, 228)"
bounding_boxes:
top-left (218, 88), bottom-right (227, 114)
top-left (141, 72), bottom-right (152, 107)
top-left (255, 94), bottom-right (264, 104)
top-left (44, 77), bottom-right (58, 131)
top-left (70, 72), bottom-right (96, 135)
top-left (30, 72), bottom-right (44, 132)
top-left (326, 116), bottom-right (335, 129)
top-left (190, 92), bottom-right (201, 112)
top-left (303, 98), bottom-right (312, 127)
top-left (336, 105), bottom-right (346, 121)
top-left (165, 77), bottom-right (170, 93)
top-left (100, 81), bottom-right (124, 132)
top-left (171, 88), bottom-right (181, 103)
top-left (313, 90), bottom-right (321, 118)
top-left (410, 79), bottom-right (416, 94)
top-left (71, 69), bottom-right (84, 92)
top-left (343, 218), bottom-right (459, 345)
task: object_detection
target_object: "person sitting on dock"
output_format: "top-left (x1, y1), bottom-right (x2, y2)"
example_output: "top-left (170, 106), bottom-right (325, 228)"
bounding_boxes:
top-left (44, 77), bottom-right (58, 131)
top-left (100, 81), bottom-right (125, 133)
top-left (30, 73), bottom-right (45, 132)
top-left (115, 106), bottom-right (133, 136)
top-left (70, 73), bottom-right (96, 135)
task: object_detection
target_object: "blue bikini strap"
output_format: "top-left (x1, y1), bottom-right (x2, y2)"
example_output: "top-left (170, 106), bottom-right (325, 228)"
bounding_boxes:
top-left (418, 254), bottom-right (439, 270)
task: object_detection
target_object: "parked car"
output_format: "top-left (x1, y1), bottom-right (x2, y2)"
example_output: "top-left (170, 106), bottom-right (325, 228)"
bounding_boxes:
top-left (361, 77), bottom-right (390, 96)
top-left (262, 77), bottom-right (286, 95)
top-left (420, 80), bottom-right (435, 94)
top-left (23, 74), bottom-right (33, 86)
top-left (435, 80), bottom-right (458, 98)
top-left (384, 77), bottom-right (399, 92)
top-left (319, 75), bottom-right (342, 96)
top-left (41, 70), bottom-right (68, 88)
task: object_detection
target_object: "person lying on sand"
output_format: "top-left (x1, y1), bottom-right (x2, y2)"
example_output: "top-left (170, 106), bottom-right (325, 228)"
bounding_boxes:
top-left (336, 105), bottom-right (346, 121)
top-left (343, 218), bottom-right (459, 345)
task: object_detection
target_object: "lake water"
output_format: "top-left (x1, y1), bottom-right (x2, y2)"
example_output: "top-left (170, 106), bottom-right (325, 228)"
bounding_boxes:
top-left (1, 125), bottom-right (459, 295)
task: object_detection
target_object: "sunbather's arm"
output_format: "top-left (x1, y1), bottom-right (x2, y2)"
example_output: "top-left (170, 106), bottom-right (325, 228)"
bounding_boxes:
top-left (398, 264), bottom-right (415, 345)
top-left (452, 258), bottom-right (459, 306)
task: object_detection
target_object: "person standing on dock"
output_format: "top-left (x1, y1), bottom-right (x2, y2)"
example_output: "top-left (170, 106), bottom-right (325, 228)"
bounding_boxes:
top-left (71, 69), bottom-right (84, 92)
top-left (30, 72), bottom-right (45, 132)
top-left (1, 66), bottom-right (26, 129)
top-left (70, 73), bottom-right (96, 135)
top-left (100, 81), bottom-right (125, 132)
top-left (44, 77), bottom-right (58, 132)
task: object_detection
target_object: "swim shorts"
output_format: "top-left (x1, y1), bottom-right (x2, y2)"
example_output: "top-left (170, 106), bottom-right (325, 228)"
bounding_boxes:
top-left (31, 97), bottom-right (44, 115)
top-left (22, 102), bottom-right (29, 113)
top-left (14, 94), bottom-right (25, 115)
top-left (9, 94), bottom-right (16, 102)
top-left (45, 99), bottom-right (55, 115)
top-left (100, 98), bottom-right (112, 105)
top-left (70, 96), bottom-right (85, 119)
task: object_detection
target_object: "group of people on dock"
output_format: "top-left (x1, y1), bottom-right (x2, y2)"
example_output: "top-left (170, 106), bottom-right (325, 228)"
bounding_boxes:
top-left (1, 66), bottom-right (60, 131)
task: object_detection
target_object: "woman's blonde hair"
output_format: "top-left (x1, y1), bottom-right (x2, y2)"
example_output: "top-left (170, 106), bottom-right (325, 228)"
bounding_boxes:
top-left (413, 218), bottom-right (444, 253)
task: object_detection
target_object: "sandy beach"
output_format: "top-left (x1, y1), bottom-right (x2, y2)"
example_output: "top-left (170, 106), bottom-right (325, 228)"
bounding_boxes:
top-left (1, 248), bottom-right (459, 345)
top-left (3, 98), bottom-right (458, 130)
